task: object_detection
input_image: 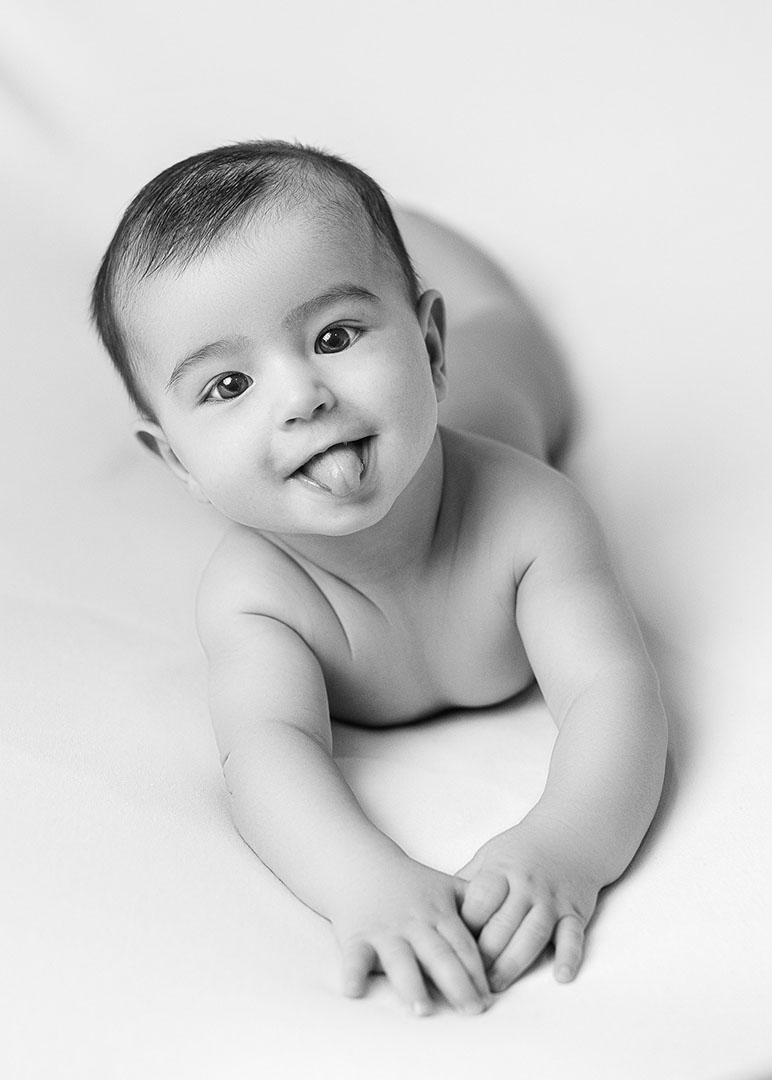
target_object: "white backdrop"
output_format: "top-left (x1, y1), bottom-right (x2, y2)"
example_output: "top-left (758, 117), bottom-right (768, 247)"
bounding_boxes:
top-left (2, 3), bottom-right (771, 1078)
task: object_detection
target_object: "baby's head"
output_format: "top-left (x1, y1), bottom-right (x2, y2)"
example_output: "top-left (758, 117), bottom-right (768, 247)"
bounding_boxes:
top-left (91, 141), bottom-right (447, 536)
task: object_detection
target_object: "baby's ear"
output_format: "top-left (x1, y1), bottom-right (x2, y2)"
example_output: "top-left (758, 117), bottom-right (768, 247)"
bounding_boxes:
top-left (416, 289), bottom-right (448, 402)
top-left (132, 420), bottom-right (210, 504)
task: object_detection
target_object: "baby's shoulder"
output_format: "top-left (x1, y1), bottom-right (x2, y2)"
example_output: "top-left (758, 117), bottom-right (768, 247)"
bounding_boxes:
top-left (444, 426), bottom-right (586, 515)
top-left (196, 524), bottom-right (322, 647)
top-left (442, 427), bottom-right (600, 559)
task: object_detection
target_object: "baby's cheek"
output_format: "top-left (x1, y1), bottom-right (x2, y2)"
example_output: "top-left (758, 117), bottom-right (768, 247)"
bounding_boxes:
top-left (207, 459), bottom-right (282, 526)
top-left (205, 466), bottom-right (257, 512)
top-left (399, 382), bottom-right (441, 448)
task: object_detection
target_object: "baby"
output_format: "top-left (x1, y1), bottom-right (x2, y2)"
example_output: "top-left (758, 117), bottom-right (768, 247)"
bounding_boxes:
top-left (92, 140), bottom-right (668, 1017)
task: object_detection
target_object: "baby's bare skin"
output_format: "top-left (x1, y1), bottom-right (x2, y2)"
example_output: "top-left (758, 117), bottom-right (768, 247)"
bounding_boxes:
top-left (128, 199), bottom-right (667, 1017)
top-left (207, 429), bottom-right (536, 726)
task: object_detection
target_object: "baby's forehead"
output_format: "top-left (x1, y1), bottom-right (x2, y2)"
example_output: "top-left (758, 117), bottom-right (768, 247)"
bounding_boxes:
top-left (124, 194), bottom-right (401, 320)
top-left (232, 194), bottom-right (389, 275)
top-left (119, 196), bottom-right (406, 383)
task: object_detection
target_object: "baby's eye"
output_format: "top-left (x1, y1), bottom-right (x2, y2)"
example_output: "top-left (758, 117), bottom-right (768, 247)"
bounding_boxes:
top-left (315, 326), bottom-right (359, 354)
top-left (205, 372), bottom-right (253, 402)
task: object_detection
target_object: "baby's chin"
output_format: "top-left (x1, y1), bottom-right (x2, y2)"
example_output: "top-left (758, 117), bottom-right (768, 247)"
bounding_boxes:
top-left (206, 452), bottom-right (418, 538)
top-left (271, 505), bottom-right (395, 539)
top-left (221, 498), bottom-right (397, 540)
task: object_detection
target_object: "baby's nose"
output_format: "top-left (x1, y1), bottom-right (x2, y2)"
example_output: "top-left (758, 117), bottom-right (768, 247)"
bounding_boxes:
top-left (275, 359), bottom-right (336, 426)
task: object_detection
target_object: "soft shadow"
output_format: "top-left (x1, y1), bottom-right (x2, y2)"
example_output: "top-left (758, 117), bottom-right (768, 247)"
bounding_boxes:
top-left (0, 53), bottom-right (56, 134)
top-left (332, 680), bottom-right (543, 744)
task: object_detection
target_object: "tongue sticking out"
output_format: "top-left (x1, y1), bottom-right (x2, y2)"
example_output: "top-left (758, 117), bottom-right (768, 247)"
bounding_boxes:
top-left (299, 443), bottom-right (364, 496)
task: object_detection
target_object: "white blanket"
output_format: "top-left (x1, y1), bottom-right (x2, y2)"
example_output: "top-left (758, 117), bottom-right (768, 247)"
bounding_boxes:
top-left (2, 3), bottom-right (771, 1077)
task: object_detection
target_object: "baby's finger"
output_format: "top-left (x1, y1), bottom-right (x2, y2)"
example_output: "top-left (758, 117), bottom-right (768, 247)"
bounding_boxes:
top-left (488, 905), bottom-right (556, 992)
top-left (340, 939), bottom-right (378, 998)
top-left (459, 870), bottom-right (510, 935)
top-left (476, 892), bottom-right (531, 968)
top-left (377, 938), bottom-right (434, 1017)
top-left (436, 917), bottom-right (492, 1004)
top-left (412, 927), bottom-right (488, 1015)
top-left (553, 914), bottom-right (585, 983)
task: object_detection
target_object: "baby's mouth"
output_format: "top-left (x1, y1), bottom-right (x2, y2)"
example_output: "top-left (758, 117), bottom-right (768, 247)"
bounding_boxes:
top-left (294, 438), bottom-right (369, 497)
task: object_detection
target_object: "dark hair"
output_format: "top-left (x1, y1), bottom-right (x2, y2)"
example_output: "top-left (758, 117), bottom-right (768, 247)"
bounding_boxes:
top-left (90, 139), bottom-right (421, 419)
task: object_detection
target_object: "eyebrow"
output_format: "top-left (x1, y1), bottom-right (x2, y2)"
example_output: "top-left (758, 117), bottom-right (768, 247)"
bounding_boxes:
top-left (164, 335), bottom-right (252, 394)
top-left (281, 283), bottom-right (380, 331)
top-left (164, 283), bottom-right (380, 395)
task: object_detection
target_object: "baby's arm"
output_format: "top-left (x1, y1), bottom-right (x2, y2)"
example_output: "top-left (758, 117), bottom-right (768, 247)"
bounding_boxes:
top-left (458, 469), bottom-right (668, 990)
top-left (198, 553), bottom-right (490, 1016)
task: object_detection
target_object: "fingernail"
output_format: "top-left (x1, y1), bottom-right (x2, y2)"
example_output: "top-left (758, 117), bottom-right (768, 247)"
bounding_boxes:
top-left (462, 1000), bottom-right (485, 1016)
top-left (556, 965), bottom-right (574, 983)
top-left (413, 1001), bottom-right (432, 1017)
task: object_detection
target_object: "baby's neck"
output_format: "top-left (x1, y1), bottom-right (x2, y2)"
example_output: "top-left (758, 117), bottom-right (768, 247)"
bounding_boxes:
top-left (269, 431), bottom-right (446, 590)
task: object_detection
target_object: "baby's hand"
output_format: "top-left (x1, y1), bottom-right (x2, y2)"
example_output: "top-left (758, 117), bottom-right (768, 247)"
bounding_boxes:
top-left (330, 857), bottom-right (491, 1017)
top-left (456, 819), bottom-right (601, 992)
